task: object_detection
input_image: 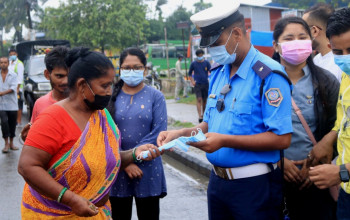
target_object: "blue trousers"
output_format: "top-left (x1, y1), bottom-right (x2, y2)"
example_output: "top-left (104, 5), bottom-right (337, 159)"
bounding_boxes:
top-left (337, 188), bottom-right (350, 220)
top-left (207, 168), bottom-right (283, 220)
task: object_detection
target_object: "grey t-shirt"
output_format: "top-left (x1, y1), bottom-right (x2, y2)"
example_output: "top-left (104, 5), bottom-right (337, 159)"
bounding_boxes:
top-left (285, 65), bottom-right (316, 161)
top-left (0, 70), bottom-right (18, 111)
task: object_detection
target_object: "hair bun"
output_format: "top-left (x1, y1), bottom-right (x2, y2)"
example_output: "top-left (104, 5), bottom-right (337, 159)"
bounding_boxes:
top-left (65, 47), bottom-right (90, 67)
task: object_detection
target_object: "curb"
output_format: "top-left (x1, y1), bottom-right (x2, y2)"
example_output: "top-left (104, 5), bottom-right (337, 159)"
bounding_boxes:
top-left (166, 115), bottom-right (212, 178)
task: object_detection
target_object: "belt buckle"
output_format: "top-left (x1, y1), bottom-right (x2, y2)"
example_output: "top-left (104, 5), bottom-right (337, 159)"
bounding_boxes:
top-left (214, 166), bottom-right (230, 180)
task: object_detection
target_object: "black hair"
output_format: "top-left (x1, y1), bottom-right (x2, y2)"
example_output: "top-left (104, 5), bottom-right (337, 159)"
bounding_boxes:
top-left (0, 56), bottom-right (9, 62)
top-left (8, 48), bottom-right (17, 54)
top-left (107, 47), bottom-right (147, 121)
top-left (196, 49), bottom-right (204, 56)
top-left (65, 47), bottom-right (114, 89)
top-left (45, 46), bottom-right (69, 73)
top-left (177, 54), bottom-right (184, 59)
top-left (273, 16), bottom-right (329, 119)
top-left (326, 8), bottom-right (350, 39)
top-left (304, 3), bottom-right (334, 27)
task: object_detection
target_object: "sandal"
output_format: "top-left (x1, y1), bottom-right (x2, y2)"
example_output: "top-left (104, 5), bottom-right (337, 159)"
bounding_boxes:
top-left (10, 146), bottom-right (19, 151)
top-left (2, 148), bottom-right (9, 153)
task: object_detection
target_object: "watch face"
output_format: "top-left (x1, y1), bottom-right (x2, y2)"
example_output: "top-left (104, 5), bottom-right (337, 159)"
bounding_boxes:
top-left (340, 165), bottom-right (350, 182)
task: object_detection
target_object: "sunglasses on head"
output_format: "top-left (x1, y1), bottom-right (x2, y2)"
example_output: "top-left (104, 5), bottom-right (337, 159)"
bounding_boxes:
top-left (216, 84), bottom-right (231, 113)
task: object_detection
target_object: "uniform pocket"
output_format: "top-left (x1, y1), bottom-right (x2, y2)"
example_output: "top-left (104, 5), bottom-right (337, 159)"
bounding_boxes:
top-left (228, 102), bottom-right (252, 134)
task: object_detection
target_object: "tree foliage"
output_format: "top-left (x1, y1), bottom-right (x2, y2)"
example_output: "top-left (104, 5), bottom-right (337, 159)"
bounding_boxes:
top-left (164, 6), bottom-right (192, 40)
top-left (40, 0), bottom-right (148, 51)
top-left (0, 0), bottom-right (46, 42)
top-left (272, 0), bottom-right (349, 9)
top-left (193, 0), bottom-right (212, 13)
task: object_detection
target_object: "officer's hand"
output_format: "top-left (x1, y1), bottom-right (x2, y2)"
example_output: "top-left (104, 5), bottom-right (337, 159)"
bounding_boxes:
top-left (124, 163), bottom-right (143, 179)
top-left (282, 158), bottom-right (303, 184)
top-left (188, 132), bottom-right (223, 153)
top-left (293, 159), bottom-right (313, 190)
top-left (20, 123), bottom-right (31, 143)
top-left (309, 164), bottom-right (341, 189)
top-left (308, 141), bottom-right (333, 167)
top-left (157, 130), bottom-right (182, 147)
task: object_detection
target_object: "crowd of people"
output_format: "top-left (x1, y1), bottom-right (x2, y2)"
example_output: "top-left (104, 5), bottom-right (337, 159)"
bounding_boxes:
top-left (0, 1), bottom-right (349, 220)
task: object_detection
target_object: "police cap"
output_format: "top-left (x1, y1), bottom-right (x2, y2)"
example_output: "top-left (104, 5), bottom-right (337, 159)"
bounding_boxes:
top-left (190, 1), bottom-right (241, 47)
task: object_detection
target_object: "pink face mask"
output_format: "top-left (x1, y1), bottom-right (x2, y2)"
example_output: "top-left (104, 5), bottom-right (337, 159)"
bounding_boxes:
top-left (279, 40), bottom-right (312, 65)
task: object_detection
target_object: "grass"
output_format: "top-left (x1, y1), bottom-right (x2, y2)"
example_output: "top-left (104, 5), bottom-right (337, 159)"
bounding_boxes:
top-left (165, 93), bottom-right (196, 105)
top-left (172, 120), bottom-right (195, 128)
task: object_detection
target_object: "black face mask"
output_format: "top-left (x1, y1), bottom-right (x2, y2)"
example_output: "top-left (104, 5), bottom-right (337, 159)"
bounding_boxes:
top-left (84, 83), bottom-right (111, 110)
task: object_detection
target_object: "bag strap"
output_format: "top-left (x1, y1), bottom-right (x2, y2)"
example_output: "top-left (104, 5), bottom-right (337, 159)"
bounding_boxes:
top-left (291, 98), bottom-right (317, 145)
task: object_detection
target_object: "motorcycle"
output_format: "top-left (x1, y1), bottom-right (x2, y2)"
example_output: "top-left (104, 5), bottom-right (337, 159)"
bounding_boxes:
top-left (144, 62), bottom-right (162, 91)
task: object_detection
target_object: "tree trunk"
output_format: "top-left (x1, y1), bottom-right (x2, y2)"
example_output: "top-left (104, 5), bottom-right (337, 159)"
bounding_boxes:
top-left (26, 2), bottom-right (33, 29)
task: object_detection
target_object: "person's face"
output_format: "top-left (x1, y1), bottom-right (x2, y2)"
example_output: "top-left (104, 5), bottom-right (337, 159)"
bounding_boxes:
top-left (45, 67), bottom-right (68, 94)
top-left (302, 13), bottom-right (321, 50)
top-left (329, 30), bottom-right (350, 56)
top-left (0, 58), bottom-right (9, 70)
top-left (210, 26), bottom-right (243, 55)
top-left (9, 51), bottom-right (17, 57)
top-left (120, 55), bottom-right (146, 76)
top-left (274, 23), bottom-right (311, 54)
top-left (84, 68), bottom-right (115, 102)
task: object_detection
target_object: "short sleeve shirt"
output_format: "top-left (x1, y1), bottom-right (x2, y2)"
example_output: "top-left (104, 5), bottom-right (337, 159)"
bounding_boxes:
top-left (30, 91), bottom-right (57, 123)
top-left (203, 46), bottom-right (293, 168)
top-left (25, 105), bottom-right (81, 168)
top-left (0, 71), bottom-right (18, 111)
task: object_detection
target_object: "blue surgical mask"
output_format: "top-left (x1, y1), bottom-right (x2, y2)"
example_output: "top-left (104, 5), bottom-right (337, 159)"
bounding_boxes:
top-left (9, 55), bottom-right (17, 61)
top-left (208, 29), bottom-right (239, 65)
top-left (334, 54), bottom-right (350, 75)
top-left (197, 56), bottom-right (204, 61)
top-left (120, 69), bottom-right (144, 87)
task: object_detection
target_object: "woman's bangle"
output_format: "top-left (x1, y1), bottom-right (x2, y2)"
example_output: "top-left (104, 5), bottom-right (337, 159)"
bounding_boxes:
top-left (132, 147), bottom-right (142, 163)
top-left (57, 187), bottom-right (68, 203)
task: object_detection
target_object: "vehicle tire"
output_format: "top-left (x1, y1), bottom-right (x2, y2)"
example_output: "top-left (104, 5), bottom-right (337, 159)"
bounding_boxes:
top-left (26, 94), bottom-right (34, 120)
top-left (169, 68), bottom-right (176, 78)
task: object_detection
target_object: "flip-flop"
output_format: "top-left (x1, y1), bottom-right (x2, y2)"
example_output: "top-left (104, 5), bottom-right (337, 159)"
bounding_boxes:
top-left (2, 148), bottom-right (9, 153)
top-left (10, 147), bottom-right (19, 151)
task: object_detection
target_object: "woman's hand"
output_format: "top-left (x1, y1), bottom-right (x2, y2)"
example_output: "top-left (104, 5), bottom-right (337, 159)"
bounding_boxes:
top-left (293, 159), bottom-right (313, 190)
top-left (66, 192), bottom-right (99, 217)
top-left (281, 158), bottom-right (302, 184)
top-left (20, 123), bottom-right (31, 142)
top-left (135, 144), bottom-right (162, 161)
top-left (125, 163), bottom-right (143, 179)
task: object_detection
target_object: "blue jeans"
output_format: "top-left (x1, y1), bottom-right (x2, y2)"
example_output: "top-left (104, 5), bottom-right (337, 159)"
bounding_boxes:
top-left (207, 167), bottom-right (283, 220)
top-left (337, 188), bottom-right (350, 220)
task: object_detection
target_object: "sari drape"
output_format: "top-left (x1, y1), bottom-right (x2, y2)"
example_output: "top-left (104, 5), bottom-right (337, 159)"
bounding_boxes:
top-left (21, 109), bottom-right (121, 219)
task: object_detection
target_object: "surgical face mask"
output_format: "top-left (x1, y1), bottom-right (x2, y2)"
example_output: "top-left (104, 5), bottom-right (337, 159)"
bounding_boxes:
top-left (138, 129), bottom-right (206, 159)
top-left (197, 56), bottom-right (204, 61)
top-left (334, 54), bottom-right (350, 76)
top-left (279, 40), bottom-right (312, 65)
top-left (120, 69), bottom-right (144, 87)
top-left (208, 29), bottom-right (239, 65)
top-left (9, 55), bottom-right (17, 61)
top-left (83, 83), bottom-right (111, 110)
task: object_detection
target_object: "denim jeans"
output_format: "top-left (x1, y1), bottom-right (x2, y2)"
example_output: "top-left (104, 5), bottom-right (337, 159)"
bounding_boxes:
top-left (337, 188), bottom-right (350, 220)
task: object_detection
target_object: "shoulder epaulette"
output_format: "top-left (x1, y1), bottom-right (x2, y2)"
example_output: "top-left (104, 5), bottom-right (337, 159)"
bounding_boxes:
top-left (252, 60), bottom-right (292, 98)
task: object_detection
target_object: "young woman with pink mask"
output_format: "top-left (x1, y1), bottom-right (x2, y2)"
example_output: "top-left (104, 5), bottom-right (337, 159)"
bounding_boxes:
top-left (273, 16), bottom-right (339, 220)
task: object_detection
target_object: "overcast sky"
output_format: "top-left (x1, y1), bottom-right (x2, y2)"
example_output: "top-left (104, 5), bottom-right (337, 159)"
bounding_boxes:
top-left (4, 0), bottom-right (272, 40)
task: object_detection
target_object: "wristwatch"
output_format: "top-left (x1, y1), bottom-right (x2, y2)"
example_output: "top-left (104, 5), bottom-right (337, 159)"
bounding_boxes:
top-left (339, 164), bottom-right (350, 182)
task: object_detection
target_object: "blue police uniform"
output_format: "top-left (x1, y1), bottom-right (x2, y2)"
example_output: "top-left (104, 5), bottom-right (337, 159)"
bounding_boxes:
top-left (204, 46), bottom-right (293, 167)
top-left (203, 46), bottom-right (293, 220)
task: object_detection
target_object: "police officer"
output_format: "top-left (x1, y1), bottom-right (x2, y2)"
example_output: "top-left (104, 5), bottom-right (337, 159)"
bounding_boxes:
top-left (157, 2), bottom-right (292, 220)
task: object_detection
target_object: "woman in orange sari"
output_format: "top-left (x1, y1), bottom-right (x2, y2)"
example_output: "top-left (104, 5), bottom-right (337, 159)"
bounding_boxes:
top-left (17, 47), bottom-right (161, 219)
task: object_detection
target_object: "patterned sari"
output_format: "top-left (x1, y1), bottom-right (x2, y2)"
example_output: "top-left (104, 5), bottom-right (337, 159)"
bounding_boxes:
top-left (21, 109), bottom-right (121, 219)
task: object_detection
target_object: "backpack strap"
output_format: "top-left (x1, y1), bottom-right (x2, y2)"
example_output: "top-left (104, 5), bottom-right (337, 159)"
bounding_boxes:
top-left (252, 60), bottom-right (292, 98)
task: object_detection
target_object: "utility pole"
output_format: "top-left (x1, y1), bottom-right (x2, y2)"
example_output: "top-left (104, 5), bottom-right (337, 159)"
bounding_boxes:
top-left (164, 27), bottom-right (170, 79)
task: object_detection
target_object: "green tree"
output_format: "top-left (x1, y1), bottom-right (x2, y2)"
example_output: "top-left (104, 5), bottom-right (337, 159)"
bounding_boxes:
top-left (40, 0), bottom-right (148, 51)
top-left (193, 0), bottom-right (212, 13)
top-left (0, 0), bottom-right (46, 42)
top-left (272, 0), bottom-right (349, 9)
top-left (164, 6), bottom-right (192, 40)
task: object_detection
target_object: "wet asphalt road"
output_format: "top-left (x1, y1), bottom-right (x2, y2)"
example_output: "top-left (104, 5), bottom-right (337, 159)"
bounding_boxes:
top-left (0, 112), bottom-right (208, 220)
